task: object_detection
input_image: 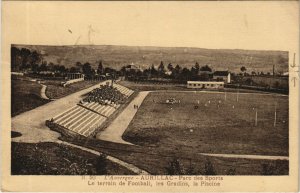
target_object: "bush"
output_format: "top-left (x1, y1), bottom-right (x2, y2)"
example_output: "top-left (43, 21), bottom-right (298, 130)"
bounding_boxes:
top-left (165, 157), bottom-right (185, 175)
top-left (165, 157), bottom-right (202, 175)
top-left (204, 159), bottom-right (216, 175)
top-left (95, 154), bottom-right (108, 174)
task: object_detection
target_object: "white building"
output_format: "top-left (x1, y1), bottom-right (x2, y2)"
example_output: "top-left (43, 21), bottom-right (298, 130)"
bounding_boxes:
top-left (187, 81), bottom-right (224, 89)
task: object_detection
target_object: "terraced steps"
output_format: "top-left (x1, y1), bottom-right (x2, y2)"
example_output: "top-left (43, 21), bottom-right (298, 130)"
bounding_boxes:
top-left (49, 84), bottom-right (134, 137)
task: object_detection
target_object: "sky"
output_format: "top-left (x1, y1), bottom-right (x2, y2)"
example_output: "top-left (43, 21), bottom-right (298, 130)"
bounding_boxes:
top-left (3, 1), bottom-right (299, 55)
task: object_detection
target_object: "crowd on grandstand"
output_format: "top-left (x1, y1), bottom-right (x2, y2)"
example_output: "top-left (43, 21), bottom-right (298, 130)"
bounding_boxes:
top-left (82, 85), bottom-right (126, 105)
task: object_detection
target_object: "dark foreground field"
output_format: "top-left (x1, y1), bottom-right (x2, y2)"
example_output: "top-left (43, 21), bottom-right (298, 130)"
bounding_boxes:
top-left (11, 142), bottom-right (134, 175)
top-left (11, 79), bottom-right (50, 117)
top-left (123, 91), bottom-right (288, 156)
top-left (63, 137), bottom-right (288, 175)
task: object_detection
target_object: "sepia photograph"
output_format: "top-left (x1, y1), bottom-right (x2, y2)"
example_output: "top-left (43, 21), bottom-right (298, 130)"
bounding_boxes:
top-left (11, 44), bottom-right (289, 176)
top-left (2, 0), bottom-right (299, 192)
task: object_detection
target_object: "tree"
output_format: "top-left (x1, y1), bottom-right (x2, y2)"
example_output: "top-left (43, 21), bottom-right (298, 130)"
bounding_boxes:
top-left (174, 64), bottom-right (181, 73)
top-left (190, 62), bottom-right (200, 80)
top-left (158, 61), bottom-right (165, 76)
top-left (48, 62), bottom-right (55, 72)
top-left (11, 47), bottom-right (22, 71)
top-left (97, 60), bottom-right (104, 75)
top-left (82, 62), bottom-right (94, 77)
top-left (30, 51), bottom-right (42, 67)
top-left (69, 66), bottom-right (80, 73)
top-left (20, 48), bottom-right (32, 69)
top-left (31, 63), bottom-right (39, 73)
top-left (58, 65), bottom-right (67, 73)
top-left (195, 62), bottom-right (200, 71)
top-left (150, 64), bottom-right (158, 77)
top-left (142, 68), bottom-right (151, 79)
top-left (75, 62), bottom-right (83, 68)
top-left (172, 64), bottom-right (182, 80)
top-left (39, 61), bottom-right (48, 72)
top-left (167, 63), bottom-right (174, 72)
top-left (241, 66), bottom-right (247, 73)
top-left (200, 65), bottom-right (212, 72)
top-left (180, 67), bottom-right (191, 82)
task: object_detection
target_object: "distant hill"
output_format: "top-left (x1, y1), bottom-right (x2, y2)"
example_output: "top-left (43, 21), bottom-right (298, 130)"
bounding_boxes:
top-left (13, 45), bottom-right (288, 73)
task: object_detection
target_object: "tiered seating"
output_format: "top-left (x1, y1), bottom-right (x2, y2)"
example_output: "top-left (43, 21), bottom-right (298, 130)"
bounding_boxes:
top-left (51, 104), bottom-right (107, 137)
top-left (113, 84), bottom-right (134, 97)
top-left (80, 102), bottom-right (119, 117)
top-left (83, 84), bottom-right (126, 104)
top-left (49, 84), bottom-right (134, 137)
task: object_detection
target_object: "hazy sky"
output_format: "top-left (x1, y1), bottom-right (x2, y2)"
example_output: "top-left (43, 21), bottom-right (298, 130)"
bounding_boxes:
top-left (3, 1), bottom-right (299, 54)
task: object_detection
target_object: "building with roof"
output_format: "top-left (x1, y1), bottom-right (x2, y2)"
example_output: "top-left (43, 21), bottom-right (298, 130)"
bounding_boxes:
top-left (213, 71), bottom-right (231, 83)
top-left (187, 81), bottom-right (224, 89)
top-left (124, 63), bottom-right (142, 72)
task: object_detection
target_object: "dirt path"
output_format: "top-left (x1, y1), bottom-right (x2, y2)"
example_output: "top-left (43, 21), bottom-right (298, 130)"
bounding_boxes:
top-left (58, 140), bottom-right (149, 174)
top-left (96, 91), bottom-right (150, 144)
top-left (40, 84), bottom-right (50, 100)
top-left (200, 153), bottom-right (289, 160)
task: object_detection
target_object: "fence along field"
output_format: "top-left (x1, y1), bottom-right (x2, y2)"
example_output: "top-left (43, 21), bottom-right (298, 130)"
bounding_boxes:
top-left (123, 91), bottom-right (288, 156)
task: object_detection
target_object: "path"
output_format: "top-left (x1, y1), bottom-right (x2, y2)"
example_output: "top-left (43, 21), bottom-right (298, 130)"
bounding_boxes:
top-left (12, 81), bottom-right (110, 143)
top-left (58, 140), bottom-right (149, 174)
top-left (11, 80), bottom-right (150, 174)
top-left (200, 153), bottom-right (289, 161)
top-left (96, 91), bottom-right (150, 144)
top-left (40, 84), bottom-right (50, 100)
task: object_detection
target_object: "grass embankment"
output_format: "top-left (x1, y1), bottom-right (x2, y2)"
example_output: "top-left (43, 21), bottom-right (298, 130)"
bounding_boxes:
top-left (123, 92), bottom-right (288, 156)
top-left (11, 142), bottom-right (134, 175)
top-left (11, 78), bottom-right (50, 117)
top-left (44, 80), bottom-right (101, 99)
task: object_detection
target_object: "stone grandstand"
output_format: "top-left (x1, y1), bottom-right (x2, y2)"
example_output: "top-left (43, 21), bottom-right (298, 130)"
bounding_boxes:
top-left (48, 83), bottom-right (134, 137)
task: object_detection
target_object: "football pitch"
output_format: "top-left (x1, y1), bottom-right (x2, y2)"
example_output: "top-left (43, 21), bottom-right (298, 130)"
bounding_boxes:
top-left (123, 91), bottom-right (288, 157)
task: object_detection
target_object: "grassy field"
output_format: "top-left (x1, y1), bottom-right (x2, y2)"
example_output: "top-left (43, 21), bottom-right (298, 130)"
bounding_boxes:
top-left (44, 80), bottom-right (101, 99)
top-left (123, 91), bottom-right (288, 156)
top-left (11, 79), bottom-right (50, 117)
top-left (11, 142), bottom-right (134, 175)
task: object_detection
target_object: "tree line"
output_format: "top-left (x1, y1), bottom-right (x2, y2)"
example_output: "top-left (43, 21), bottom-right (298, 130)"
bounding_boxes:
top-left (122, 61), bottom-right (214, 83)
top-left (11, 47), bottom-right (117, 79)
